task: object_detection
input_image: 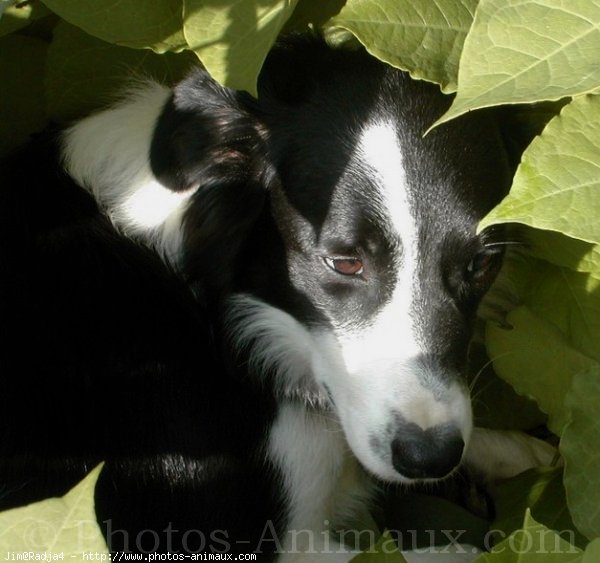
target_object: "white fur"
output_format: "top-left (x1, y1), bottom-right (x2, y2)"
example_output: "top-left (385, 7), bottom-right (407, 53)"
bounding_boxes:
top-left (121, 181), bottom-right (197, 231)
top-left (311, 122), bottom-right (472, 481)
top-left (269, 404), bottom-right (482, 562)
top-left (358, 122), bottom-right (415, 262)
top-left (269, 403), bottom-right (375, 563)
top-left (225, 295), bottom-right (329, 408)
top-left (211, 118), bottom-right (545, 560)
top-left (57, 70), bottom-right (545, 563)
top-left (464, 428), bottom-right (559, 480)
top-left (62, 82), bottom-right (195, 261)
top-left (227, 282), bottom-right (470, 487)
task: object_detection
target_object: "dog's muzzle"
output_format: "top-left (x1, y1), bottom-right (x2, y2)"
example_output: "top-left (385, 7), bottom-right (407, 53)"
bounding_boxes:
top-left (391, 421), bottom-right (464, 479)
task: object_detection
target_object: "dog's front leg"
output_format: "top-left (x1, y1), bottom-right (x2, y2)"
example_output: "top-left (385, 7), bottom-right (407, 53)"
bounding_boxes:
top-left (464, 427), bottom-right (559, 480)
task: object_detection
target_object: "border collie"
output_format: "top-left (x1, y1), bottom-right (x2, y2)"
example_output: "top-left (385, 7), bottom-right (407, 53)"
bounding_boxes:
top-left (0, 36), bottom-right (554, 561)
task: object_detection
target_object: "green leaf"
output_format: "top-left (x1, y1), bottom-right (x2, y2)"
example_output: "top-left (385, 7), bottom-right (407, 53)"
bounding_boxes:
top-left (327, 0), bottom-right (478, 92)
top-left (284, 0), bottom-right (346, 33)
top-left (524, 229), bottom-right (600, 280)
top-left (0, 34), bottom-right (48, 156)
top-left (183, 0), bottom-right (299, 95)
top-left (491, 467), bottom-right (586, 549)
top-left (561, 369), bottom-right (600, 540)
top-left (384, 491), bottom-right (491, 551)
top-left (0, 0), bottom-right (51, 37)
top-left (0, 464), bottom-right (108, 557)
top-left (41, 0), bottom-right (186, 52)
top-left (470, 366), bottom-right (547, 431)
top-left (0, 0), bottom-right (13, 18)
top-left (479, 95), bottom-right (600, 245)
top-left (351, 530), bottom-right (408, 563)
top-left (517, 260), bottom-right (600, 364)
top-left (485, 249), bottom-right (600, 438)
top-left (469, 342), bottom-right (546, 431)
top-left (476, 510), bottom-right (582, 562)
top-left (45, 22), bottom-right (195, 123)
top-left (435, 0), bottom-right (600, 126)
top-left (582, 539), bottom-right (600, 562)
top-left (486, 307), bottom-right (599, 434)
top-left (494, 261), bottom-right (600, 370)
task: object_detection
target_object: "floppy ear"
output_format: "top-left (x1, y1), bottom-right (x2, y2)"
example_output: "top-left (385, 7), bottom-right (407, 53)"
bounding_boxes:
top-left (150, 70), bottom-right (274, 289)
top-left (151, 71), bottom-right (270, 193)
top-left (62, 70), bottom-right (272, 271)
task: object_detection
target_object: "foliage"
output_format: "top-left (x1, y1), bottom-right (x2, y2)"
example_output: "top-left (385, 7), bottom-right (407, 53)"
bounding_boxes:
top-left (561, 371), bottom-right (600, 540)
top-left (475, 510), bottom-right (584, 562)
top-left (489, 467), bottom-right (587, 549)
top-left (434, 0), bottom-right (600, 127)
top-left (328, 0), bottom-right (478, 92)
top-left (479, 95), bottom-right (600, 244)
top-left (1, 0), bottom-right (599, 560)
top-left (350, 530), bottom-right (408, 563)
top-left (183, 0), bottom-right (299, 94)
top-left (0, 465), bottom-right (108, 559)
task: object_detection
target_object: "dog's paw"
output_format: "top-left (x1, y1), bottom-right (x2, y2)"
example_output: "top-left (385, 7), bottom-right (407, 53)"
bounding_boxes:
top-left (464, 428), bottom-right (559, 481)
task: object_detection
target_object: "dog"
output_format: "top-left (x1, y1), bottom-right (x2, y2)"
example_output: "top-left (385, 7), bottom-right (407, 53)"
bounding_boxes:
top-left (0, 36), bottom-right (554, 561)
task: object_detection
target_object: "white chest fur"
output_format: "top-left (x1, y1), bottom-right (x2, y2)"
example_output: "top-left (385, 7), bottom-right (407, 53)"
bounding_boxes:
top-left (267, 403), bottom-right (376, 562)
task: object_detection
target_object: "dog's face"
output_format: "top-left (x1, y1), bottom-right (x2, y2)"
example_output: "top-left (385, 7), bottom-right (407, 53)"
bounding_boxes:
top-left (236, 46), bottom-right (509, 483)
top-left (141, 39), bottom-right (512, 484)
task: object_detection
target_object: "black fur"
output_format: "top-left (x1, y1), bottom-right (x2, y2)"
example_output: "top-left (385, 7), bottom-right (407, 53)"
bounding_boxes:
top-left (0, 36), bottom-right (513, 557)
top-left (0, 134), bottom-right (284, 557)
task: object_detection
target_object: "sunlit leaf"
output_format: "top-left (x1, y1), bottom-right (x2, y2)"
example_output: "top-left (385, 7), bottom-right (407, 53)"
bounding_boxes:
top-left (486, 306), bottom-right (599, 434)
top-left (561, 369), bottom-right (600, 540)
top-left (479, 95), bottom-right (600, 245)
top-left (328, 0), bottom-right (478, 92)
top-left (0, 465), bottom-right (108, 558)
top-left (524, 229), bottom-right (600, 281)
top-left (436, 0), bottom-right (600, 125)
top-left (183, 0), bottom-right (299, 95)
top-left (41, 0), bottom-right (186, 52)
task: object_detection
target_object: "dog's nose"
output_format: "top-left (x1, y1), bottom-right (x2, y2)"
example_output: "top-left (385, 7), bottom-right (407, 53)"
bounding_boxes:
top-left (391, 423), bottom-right (464, 479)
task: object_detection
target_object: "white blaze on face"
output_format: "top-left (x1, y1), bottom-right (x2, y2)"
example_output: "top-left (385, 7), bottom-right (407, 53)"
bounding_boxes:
top-left (310, 121), bottom-right (472, 482)
top-left (343, 121), bottom-right (422, 361)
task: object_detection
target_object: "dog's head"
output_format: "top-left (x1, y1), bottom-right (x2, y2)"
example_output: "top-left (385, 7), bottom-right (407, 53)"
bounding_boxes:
top-left (65, 37), bottom-right (512, 484)
top-left (155, 39), bottom-right (512, 484)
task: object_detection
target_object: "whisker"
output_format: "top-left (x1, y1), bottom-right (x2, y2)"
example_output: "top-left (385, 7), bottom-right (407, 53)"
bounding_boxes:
top-left (469, 357), bottom-right (495, 392)
top-left (471, 380), bottom-right (497, 403)
top-left (470, 395), bottom-right (492, 417)
top-left (468, 350), bottom-right (515, 393)
top-left (482, 241), bottom-right (526, 248)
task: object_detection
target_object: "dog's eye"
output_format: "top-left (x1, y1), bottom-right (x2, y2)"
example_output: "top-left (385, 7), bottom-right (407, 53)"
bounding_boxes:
top-left (467, 250), bottom-right (502, 287)
top-left (323, 257), bottom-right (364, 276)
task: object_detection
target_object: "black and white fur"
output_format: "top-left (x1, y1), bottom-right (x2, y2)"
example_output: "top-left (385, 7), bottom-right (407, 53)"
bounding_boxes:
top-left (0, 37), bottom-right (554, 561)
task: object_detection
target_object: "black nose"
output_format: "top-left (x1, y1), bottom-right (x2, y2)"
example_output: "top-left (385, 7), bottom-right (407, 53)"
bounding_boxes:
top-left (391, 423), bottom-right (464, 479)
